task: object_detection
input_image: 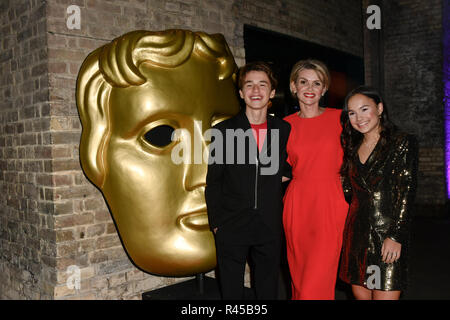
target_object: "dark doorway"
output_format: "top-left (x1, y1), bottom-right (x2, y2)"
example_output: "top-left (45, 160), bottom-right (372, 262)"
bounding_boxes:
top-left (243, 25), bottom-right (365, 119)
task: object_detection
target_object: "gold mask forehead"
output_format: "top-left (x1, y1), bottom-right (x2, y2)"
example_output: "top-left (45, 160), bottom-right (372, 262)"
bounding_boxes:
top-left (100, 29), bottom-right (236, 87)
top-left (76, 29), bottom-right (240, 276)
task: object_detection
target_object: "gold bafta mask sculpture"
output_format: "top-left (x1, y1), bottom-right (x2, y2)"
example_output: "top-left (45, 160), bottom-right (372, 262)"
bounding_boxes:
top-left (76, 30), bottom-right (240, 276)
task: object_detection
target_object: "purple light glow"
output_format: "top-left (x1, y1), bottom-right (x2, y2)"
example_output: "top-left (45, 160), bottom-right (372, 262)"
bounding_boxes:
top-left (444, 1), bottom-right (450, 198)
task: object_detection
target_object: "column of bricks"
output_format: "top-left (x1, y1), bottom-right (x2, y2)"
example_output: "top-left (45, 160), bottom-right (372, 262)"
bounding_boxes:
top-left (382, 0), bottom-right (445, 206)
top-left (0, 0), bottom-right (52, 299)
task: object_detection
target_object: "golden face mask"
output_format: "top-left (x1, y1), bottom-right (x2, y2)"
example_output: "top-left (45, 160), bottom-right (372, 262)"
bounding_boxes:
top-left (76, 30), bottom-right (240, 276)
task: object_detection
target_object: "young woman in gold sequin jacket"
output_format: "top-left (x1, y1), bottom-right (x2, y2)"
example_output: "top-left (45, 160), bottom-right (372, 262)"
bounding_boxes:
top-left (338, 85), bottom-right (418, 300)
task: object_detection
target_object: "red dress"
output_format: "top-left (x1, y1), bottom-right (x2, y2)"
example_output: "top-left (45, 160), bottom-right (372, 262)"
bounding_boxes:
top-left (283, 108), bottom-right (348, 300)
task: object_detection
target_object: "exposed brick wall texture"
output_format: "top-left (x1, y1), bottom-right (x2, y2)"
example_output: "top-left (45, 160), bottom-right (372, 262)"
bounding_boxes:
top-left (234, 0), bottom-right (364, 59)
top-left (0, 0), bottom-right (53, 299)
top-left (382, 0), bottom-right (444, 204)
top-left (362, 0), bottom-right (445, 205)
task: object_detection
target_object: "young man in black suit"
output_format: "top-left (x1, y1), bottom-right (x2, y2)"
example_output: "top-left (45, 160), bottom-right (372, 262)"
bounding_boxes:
top-left (205, 61), bottom-right (291, 299)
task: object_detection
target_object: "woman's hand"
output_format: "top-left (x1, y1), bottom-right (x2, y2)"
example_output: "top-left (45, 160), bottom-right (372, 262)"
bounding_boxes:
top-left (381, 238), bottom-right (401, 263)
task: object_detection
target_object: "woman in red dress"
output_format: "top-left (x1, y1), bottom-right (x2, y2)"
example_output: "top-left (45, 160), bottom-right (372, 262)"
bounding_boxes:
top-left (283, 59), bottom-right (349, 299)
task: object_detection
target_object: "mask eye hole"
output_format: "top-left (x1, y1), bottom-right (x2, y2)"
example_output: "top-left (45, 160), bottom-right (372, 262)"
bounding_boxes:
top-left (143, 124), bottom-right (175, 148)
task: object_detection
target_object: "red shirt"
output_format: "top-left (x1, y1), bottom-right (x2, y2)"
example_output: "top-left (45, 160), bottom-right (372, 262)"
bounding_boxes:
top-left (250, 122), bottom-right (267, 152)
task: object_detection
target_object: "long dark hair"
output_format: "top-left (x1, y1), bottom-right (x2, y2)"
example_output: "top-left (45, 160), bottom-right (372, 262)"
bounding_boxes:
top-left (340, 85), bottom-right (397, 176)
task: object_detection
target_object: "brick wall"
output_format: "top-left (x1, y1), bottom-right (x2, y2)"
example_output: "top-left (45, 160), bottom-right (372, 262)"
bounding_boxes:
top-left (418, 148), bottom-right (445, 206)
top-left (363, 0), bottom-right (445, 205)
top-left (0, 0), bottom-right (53, 299)
top-left (234, 0), bottom-right (363, 60)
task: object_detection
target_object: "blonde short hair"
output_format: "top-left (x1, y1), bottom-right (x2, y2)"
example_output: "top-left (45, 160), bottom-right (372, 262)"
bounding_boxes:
top-left (289, 59), bottom-right (330, 97)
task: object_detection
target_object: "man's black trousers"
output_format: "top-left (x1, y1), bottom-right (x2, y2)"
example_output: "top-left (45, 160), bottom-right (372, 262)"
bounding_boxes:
top-left (215, 238), bottom-right (281, 300)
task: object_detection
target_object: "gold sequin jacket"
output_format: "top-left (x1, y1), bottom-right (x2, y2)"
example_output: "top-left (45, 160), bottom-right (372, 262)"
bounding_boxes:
top-left (339, 131), bottom-right (418, 291)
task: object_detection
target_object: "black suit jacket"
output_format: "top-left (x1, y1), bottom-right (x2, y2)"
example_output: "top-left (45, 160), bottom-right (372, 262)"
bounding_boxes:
top-left (205, 111), bottom-right (291, 244)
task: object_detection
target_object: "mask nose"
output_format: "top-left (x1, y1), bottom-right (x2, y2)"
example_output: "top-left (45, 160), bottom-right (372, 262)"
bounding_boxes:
top-left (185, 164), bottom-right (207, 191)
top-left (183, 120), bottom-right (208, 191)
